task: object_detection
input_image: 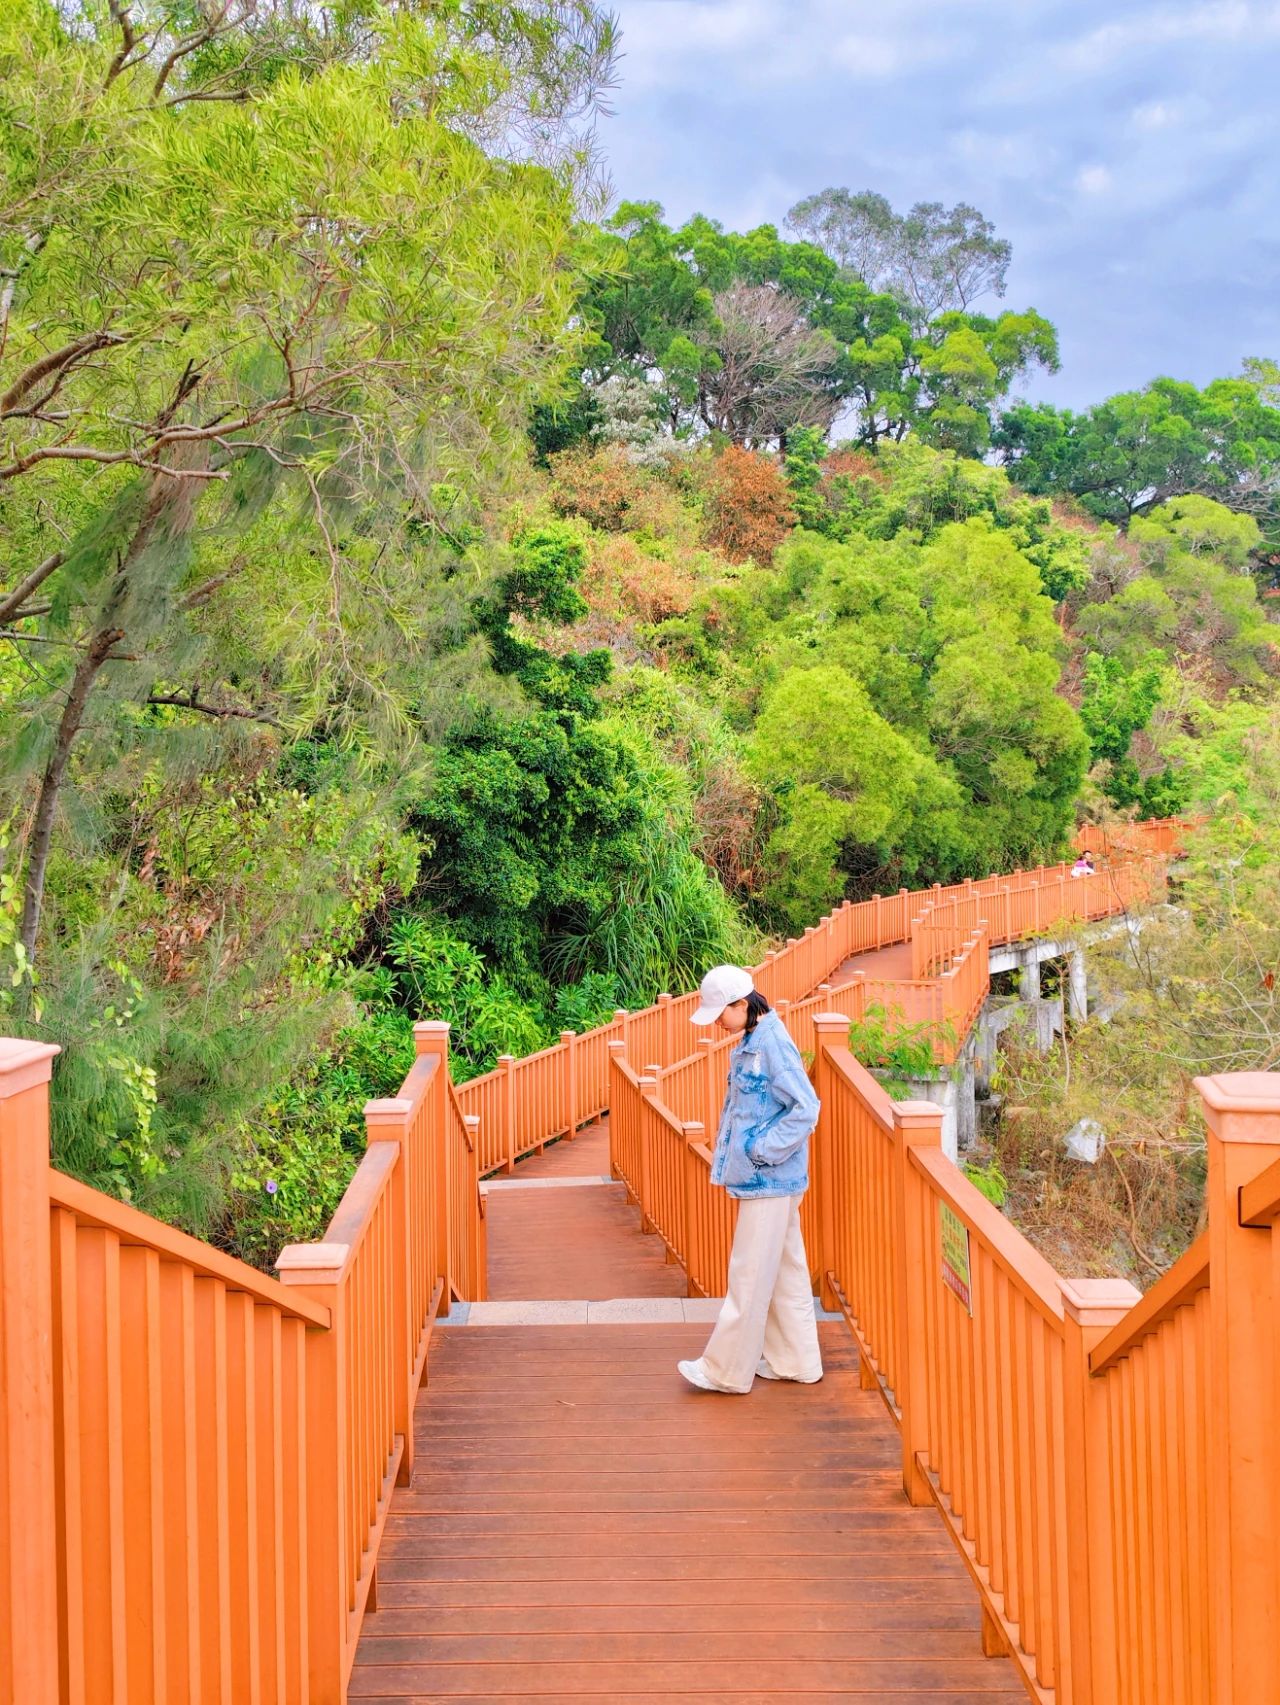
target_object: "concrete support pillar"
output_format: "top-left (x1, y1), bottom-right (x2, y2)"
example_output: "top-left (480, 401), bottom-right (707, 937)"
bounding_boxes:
top-left (1068, 949), bottom-right (1088, 1024)
top-left (1019, 953), bottom-right (1041, 1001)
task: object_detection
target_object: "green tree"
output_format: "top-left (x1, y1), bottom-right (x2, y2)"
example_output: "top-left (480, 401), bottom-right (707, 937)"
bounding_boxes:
top-left (786, 188), bottom-right (1013, 316)
top-left (562, 205), bottom-right (1056, 456)
top-left (995, 373), bottom-right (1280, 544)
top-left (1, 0), bottom-right (616, 968)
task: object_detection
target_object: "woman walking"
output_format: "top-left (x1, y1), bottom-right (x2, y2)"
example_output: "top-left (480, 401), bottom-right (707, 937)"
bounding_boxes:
top-left (676, 964), bottom-right (824, 1394)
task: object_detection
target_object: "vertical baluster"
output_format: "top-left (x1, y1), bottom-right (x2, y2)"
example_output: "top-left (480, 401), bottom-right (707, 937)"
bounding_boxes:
top-left (498, 1054), bottom-right (517, 1176)
top-left (1199, 1072), bottom-right (1280, 1701)
top-left (561, 1031), bottom-right (578, 1138)
top-left (276, 1246), bottom-right (346, 1701)
top-left (0, 1040), bottom-right (61, 1705)
top-left (363, 1097), bottom-right (414, 1484)
top-left (464, 1116), bottom-right (485, 1300)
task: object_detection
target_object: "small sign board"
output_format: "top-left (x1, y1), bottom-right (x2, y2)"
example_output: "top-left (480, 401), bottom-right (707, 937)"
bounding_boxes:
top-left (939, 1202), bottom-right (973, 1314)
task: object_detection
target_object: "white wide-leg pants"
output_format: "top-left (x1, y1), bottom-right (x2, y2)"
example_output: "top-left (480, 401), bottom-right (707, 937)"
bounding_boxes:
top-left (700, 1194), bottom-right (823, 1392)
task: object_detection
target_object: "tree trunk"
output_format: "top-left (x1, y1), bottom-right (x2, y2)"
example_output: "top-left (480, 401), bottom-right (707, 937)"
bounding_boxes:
top-left (18, 623), bottom-right (124, 960)
top-left (17, 464), bottom-right (192, 966)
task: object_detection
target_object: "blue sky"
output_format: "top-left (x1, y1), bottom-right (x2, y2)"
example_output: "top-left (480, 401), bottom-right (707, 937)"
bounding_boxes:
top-left (600, 0), bottom-right (1280, 408)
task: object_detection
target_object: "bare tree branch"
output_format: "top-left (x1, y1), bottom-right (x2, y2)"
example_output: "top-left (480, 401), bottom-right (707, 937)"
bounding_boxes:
top-left (0, 550), bottom-right (65, 624)
top-left (0, 330), bottom-right (125, 417)
top-left (147, 690), bottom-right (284, 731)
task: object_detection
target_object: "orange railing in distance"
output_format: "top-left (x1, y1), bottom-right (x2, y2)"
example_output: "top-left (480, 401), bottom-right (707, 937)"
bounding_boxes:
top-left (457, 821), bottom-right (1184, 1178)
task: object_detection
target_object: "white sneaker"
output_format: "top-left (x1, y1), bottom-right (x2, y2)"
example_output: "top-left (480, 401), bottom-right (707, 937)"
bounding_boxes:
top-left (676, 1358), bottom-right (746, 1394)
top-left (756, 1358), bottom-right (823, 1383)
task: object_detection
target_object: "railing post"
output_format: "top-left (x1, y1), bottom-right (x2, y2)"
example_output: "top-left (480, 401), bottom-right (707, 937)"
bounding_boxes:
top-left (1058, 1277), bottom-right (1141, 1705)
top-left (560, 1031), bottom-right (578, 1138)
top-left (894, 1097), bottom-right (945, 1506)
top-left (463, 1115), bottom-right (486, 1301)
top-left (363, 1095), bottom-right (415, 1485)
top-left (606, 1039), bottom-right (626, 1179)
top-left (415, 1021), bottom-right (452, 1296)
top-left (698, 1036), bottom-right (720, 1136)
top-left (275, 1243), bottom-right (348, 1702)
top-left (1196, 1071), bottom-right (1280, 1702)
top-left (498, 1053), bottom-right (517, 1174)
top-left (681, 1122), bottom-right (705, 1298)
top-left (898, 887), bottom-right (909, 943)
top-left (613, 1009), bottom-right (630, 1058)
top-left (638, 1075), bottom-right (657, 1233)
top-left (658, 993), bottom-right (674, 1066)
top-left (0, 1039), bottom-right (62, 1705)
top-left (810, 1015), bottom-right (849, 1311)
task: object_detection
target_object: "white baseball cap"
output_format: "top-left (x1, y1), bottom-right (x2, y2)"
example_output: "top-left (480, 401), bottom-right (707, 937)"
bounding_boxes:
top-left (690, 964), bottom-right (755, 1025)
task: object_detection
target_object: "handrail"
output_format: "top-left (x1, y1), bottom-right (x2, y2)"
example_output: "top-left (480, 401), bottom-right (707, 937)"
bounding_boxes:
top-left (299, 1138), bottom-right (399, 1280)
top-left (1088, 1232), bottom-right (1211, 1373)
top-left (47, 1168), bottom-right (331, 1327)
top-left (909, 1143), bottom-right (1068, 1330)
top-left (1241, 1153), bottom-right (1280, 1227)
top-left (800, 1016), bottom-right (1280, 1705)
top-left (827, 1042), bottom-right (899, 1129)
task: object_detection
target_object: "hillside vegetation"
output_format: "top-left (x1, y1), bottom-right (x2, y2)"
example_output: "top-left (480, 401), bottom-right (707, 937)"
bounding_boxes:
top-left (2, 1), bottom-right (1277, 1270)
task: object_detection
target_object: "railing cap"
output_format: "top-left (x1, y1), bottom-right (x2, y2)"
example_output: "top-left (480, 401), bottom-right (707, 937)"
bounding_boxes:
top-left (1059, 1275), bottom-right (1142, 1327)
top-left (413, 1020), bottom-right (450, 1058)
top-left (0, 1037), bottom-right (61, 1096)
top-left (364, 1096), bottom-right (412, 1123)
top-left (1195, 1071), bottom-right (1280, 1118)
top-left (812, 1011), bottom-right (851, 1032)
top-left (276, 1242), bottom-right (350, 1286)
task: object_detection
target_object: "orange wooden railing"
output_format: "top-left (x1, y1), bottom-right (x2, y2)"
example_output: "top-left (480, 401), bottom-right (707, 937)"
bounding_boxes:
top-left (0, 815), bottom-right (1193, 1702)
top-left (608, 1017), bottom-right (1264, 1703)
top-left (807, 1024), bottom-right (1280, 1705)
top-left (0, 1020), bottom-right (484, 1705)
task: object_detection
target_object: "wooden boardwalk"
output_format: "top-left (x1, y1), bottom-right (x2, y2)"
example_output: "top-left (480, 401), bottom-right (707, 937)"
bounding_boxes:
top-left (354, 1131), bottom-right (1022, 1701)
top-left (482, 1122), bottom-right (686, 1303)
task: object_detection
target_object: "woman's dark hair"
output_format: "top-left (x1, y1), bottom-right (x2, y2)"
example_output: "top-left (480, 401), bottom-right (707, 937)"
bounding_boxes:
top-left (744, 990), bottom-right (772, 1034)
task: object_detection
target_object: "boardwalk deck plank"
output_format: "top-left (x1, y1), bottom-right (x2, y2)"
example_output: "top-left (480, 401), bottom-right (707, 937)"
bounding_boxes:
top-left (356, 1320), bottom-right (1020, 1699)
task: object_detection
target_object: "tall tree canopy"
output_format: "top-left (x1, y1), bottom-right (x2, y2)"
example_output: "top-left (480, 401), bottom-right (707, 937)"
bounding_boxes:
top-left (994, 372), bottom-right (1280, 545)
top-left (544, 201), bottom-right (1056, 458)
top-left (1, 0), bottom-right (617, 968)
top-left (786, 188), bottom-right (1013, 317)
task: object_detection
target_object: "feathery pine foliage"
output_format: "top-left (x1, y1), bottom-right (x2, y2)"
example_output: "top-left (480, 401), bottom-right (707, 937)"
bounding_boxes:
top-left (0, 0), bottom-right (621, 1230)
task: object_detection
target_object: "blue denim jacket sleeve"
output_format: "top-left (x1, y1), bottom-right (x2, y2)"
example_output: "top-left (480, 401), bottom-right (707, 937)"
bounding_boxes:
top-left (741, 1020), bottom-right (819, 1167)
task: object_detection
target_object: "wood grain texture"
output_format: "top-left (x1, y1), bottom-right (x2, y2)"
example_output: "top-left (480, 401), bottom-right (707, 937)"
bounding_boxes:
top-left (354, 1324), bottom-right (1020, 1698)
top-left (483, 1181), bottom-right (688, 1302)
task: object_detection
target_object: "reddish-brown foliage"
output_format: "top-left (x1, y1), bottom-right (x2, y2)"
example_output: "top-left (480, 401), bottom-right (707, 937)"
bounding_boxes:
top-left (821, 449), bottom-right (887, 489)
top-left (548, 448), bottom-right (684, 537)
top-left (578, 534), bottom-right (698, 627)
top-left (700, 446), bottom-right (795, 564)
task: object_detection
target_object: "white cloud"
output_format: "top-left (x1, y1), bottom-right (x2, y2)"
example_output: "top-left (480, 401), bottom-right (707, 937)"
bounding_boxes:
top-left (1132, 100), bottom-right (1178, 130)
top-left (1075, 164), bottom-right (1113, 195)
top-left (1058, 1), bottom-right (1280, 71)
top-left (829, 34), bottom-right (909, 78)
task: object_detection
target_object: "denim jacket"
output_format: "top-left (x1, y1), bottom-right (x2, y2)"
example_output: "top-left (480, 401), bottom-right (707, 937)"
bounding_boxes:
top-left (710, 1010), bottom-right (819, 1199)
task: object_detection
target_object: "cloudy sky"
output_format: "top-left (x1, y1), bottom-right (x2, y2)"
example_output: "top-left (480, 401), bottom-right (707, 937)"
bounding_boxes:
top-left (600, 0), bottom-right (1280, 408)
